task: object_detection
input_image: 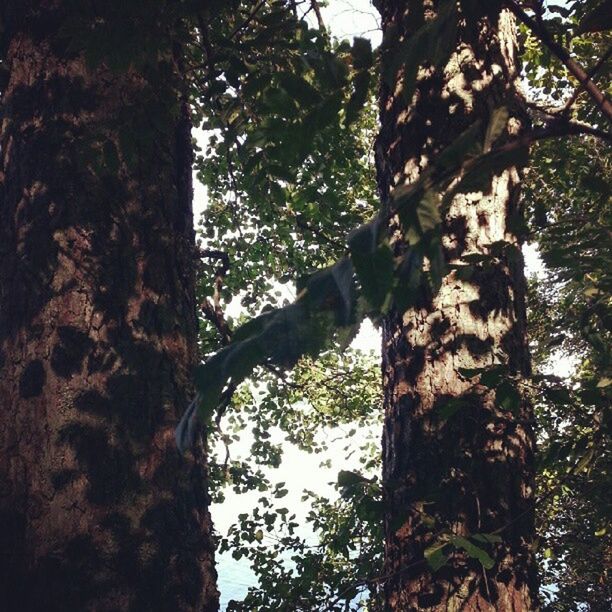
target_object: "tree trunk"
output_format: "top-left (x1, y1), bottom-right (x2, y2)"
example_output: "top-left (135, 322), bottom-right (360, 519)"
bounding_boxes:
top-left (0, 3), bottom-right (218, 610)
top-left (375, 1), bottom-right (539, 609)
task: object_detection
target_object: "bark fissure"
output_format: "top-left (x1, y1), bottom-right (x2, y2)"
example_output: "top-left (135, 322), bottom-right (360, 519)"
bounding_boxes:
top-left (0, 5), bottom-right (217, 610)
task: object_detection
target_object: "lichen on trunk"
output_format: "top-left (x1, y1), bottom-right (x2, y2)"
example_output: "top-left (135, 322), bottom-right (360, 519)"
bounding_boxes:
top-left (0, 3), bottom-right (218, 610)
top-left (375, 1), bottom-right (539, 609)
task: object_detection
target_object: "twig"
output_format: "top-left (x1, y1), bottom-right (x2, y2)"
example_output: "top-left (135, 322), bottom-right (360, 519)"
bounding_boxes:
top-left (213, 382), bottom-right (238, 475)
top-left (504, 0), bottom-right (612, 123)
top-left (225, 145), bottom-right (246, 239)
top-left (229, 0), bottom-right (267, 41)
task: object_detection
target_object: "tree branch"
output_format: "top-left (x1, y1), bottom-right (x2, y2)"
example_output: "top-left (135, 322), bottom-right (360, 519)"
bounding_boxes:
top-left (229, 0), bottom-right (267, 40)
top-left (532, 119), bottom-right (612, 144)
top-left (562, 46), bottom-right (612, 115)
top-left (200, 249), bottom-right (233, 344)
top-left (310, 0), bottom-right (326, 32)
top-left (504, 0), bottom-right (612, 124)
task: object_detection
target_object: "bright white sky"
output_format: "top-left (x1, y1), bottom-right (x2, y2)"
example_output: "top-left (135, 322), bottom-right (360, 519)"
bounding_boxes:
top-left (317, 0), bottom-right (381, 44)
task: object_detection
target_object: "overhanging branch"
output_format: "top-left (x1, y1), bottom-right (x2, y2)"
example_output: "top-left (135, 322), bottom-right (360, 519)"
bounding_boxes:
top-left (505, 0), bottom-right (612, 124)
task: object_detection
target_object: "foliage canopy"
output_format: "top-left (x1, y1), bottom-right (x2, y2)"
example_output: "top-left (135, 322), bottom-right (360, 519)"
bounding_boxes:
top-left (2, 0), bottom-right (609, 609)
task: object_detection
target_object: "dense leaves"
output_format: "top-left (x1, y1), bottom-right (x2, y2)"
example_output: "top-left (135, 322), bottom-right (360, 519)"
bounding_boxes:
top-left (26, 0), bottom-right (610, 608)
top-left (180, 1), bottom-right (612, 609)
top-left (525, 136), bottom-right (611, 611)
top-left (178, 105), bottom-right (532, 451)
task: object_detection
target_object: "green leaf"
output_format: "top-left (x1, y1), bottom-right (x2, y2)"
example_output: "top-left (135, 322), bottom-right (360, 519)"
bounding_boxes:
top-left (435, 120), bottom-right (483, 171)
top-left (459, 366), bottom-right (487, 379)
top-left (350, 37), bottom-right (373, 71)
top-left (232, 309), bottom-right (278, 343)
top-left (175, 395), bottom-right (201, 454)
top-left (222, 339), bottom-right (266, 385)
top-left (543, 547), bottom-right (554, 559)
top-left (472, 533), bottom-right (502, 544)
top-left (330, 257), bottom-right (356, 326)
top-left (455, 145), bottom-right (530, 194)
top-left (345, 70), bottom-right (370, 126)
top-left (299, 258), bottom-right (356, 328)
top-left (349, 218), bottom-right (395, 312)
top-left (394, 248), bottom-right (424, 311)
top-left (337, 470), bottom-right (370, 488)
top-left (337, 470), bottom-right (371, 499)
top-left (453, 264), bottom-right (474, 281)
top-left (480, 366), bottom-right (506, 388)
top-left (392, 180), bottom-right (426, 214)
top-left (484, 107), bottom-right (509, 152)
top-left (451, 535), bottom-right (495, 569)
top-left (384, 1), bottom-right (458, 104)
top-left (259, 303), bottom-right (320, 365)
top-left (495, 380), bottom-right (521, 413)
top-left (457, 364), bottom-right (505, 387)
top-left (427, 239), bottom-right (446, 294)
top-left (543, 386), bottom-right (572, 404)
top-left (424, 544), bottom-right (448, 571)
top-left (417, 190), bottom-right (441, 232)
top-left (194, 350), bottom-right (229, 419)
top-left (573, 447), bottom-right (595, 474)
top-left (277, 72), bottom-right (321, 107)
top-left (436, 398), bottom-right (469, 421)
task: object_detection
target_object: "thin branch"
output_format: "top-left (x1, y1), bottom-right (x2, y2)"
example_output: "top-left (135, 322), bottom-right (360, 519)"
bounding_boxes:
top-left (562, 46), bottom-right (612, 115)
top-left (290, 0), bottom-right (298, 19)
top-left (224, 145), bottom-right (246, 239)
top-left (310, 0), bottom-right (326, 31)
top-left (531, 119), bottom-right (612, 144)
top-left (200, 248), bottom-right (233, 344)
top-left (488, 119), bottom-right (612, 157)
top-left (214, 382), bottom-right (238, 474)
top-left (229, 0), bottom-right (267, 41)
top-left (198, 247), bottom-right (238, 465)
top-left (505, 0), bottom-right (612, 124)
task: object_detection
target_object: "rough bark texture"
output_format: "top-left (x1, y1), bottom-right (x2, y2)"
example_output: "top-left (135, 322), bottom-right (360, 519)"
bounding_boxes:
top-left (375, 1), bottom-right (539, 609)
top-left (0, 3), bottom-right (218, 610)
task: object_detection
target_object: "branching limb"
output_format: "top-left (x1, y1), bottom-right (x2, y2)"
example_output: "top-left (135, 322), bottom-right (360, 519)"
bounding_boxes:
top-left (229, 0), bottom-right (267, 41)
top-left (562, 46), bottom-right (612, 116)
top-left (200, 249), bottom-right (233, 344)
top-left (199, 248), bottom-right (237, 468)
top-left (310, 0), bottom-right (326, 31)
top-left (214, 382), bottom-right (238, 474)
top-left (532, 119), bottom-right (612, 143)
top-left (505, 0), bottom-right (612, 123)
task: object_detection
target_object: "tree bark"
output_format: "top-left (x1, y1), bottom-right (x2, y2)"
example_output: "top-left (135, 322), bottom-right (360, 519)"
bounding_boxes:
top-left (0, 3), bottom-right (218, 610)
top-left (375, 1), bottom-right (539, 609)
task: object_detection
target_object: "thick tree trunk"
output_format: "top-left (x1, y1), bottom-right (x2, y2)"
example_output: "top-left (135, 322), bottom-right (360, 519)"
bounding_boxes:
top-left (0, 3), bottom-right (218, 610)
top-left (375, 2), bottom-right (539, 609)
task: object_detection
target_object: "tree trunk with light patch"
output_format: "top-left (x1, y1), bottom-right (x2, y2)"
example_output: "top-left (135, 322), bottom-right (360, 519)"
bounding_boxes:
top-left (0, 3), bottom-right (218, 610)
top-left (375, 1), bottom-right (539, 609)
